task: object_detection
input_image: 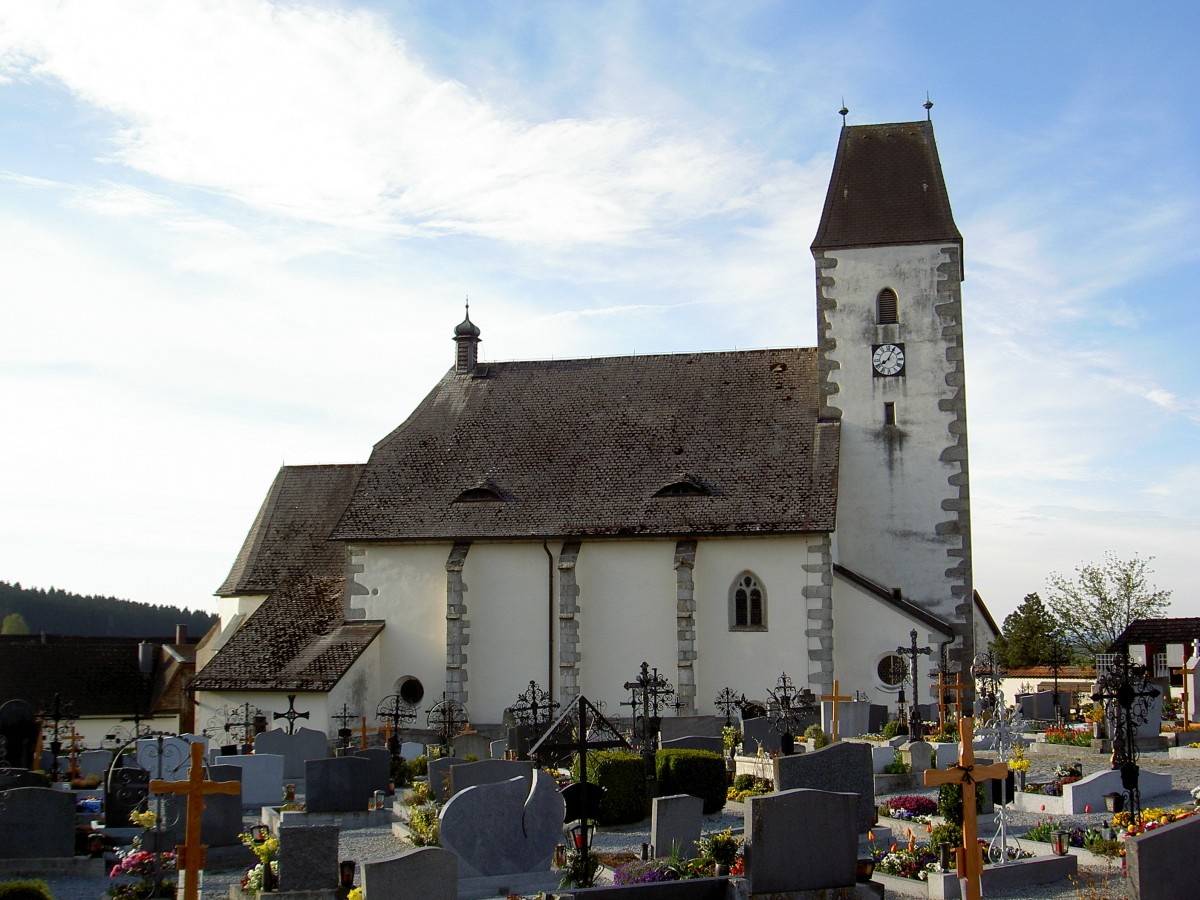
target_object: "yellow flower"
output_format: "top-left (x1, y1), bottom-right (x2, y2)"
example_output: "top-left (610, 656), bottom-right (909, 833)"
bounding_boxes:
top-left (347, 888), bottom-right (363, 900)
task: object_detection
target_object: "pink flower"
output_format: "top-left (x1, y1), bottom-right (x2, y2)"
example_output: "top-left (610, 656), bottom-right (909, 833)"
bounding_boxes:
top-left (1041, 805), bottom-right (1046, 812)
top-left (1085, 804), bottom-right (1091, 813)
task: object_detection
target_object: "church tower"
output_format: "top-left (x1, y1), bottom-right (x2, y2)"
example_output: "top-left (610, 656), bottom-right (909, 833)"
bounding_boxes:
top-left (811, 118), bottom-right (974, 672)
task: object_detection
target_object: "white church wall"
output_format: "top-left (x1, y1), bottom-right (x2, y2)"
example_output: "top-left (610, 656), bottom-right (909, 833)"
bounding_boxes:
top-left (820, 243), bottom-right (964, 625)
top-left (351, 543), bottom-right (450, 719)
top-left (831, 574), bottom-right (949, 715)
top-left (326, 634), bottom-right (382, 741)
top-left (194, 690), bottom-right (328, 747)
top-left (691, 535), bottom-right (816, 704)
top-left (573, 540), bottom-right (678, 714)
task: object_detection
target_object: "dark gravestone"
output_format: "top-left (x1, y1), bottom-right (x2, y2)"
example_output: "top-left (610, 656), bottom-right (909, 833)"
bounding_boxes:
top-left (0, 700), bottom-right (40, 770)
top-left (0, 787), bottom-right (76, 859)
top-left (560, 781), bottom-right (605, 824)
top-left (661, 735), bottom-right (724, 754)
top-left (739, 716), bottom-right (780, 756)
top-left (353, 747), bottom-right (392, 794)
top-left (279, 824), bottom-right (340, 891)
top-left (0, 769), bottom-right (49, 790)
top-left (305, 756), bottom-right (374, 814)
top-left (255, 727), bottom-right (328, 780)
top-left (106, 765), bottom-right (151, 829)
top-left (447, 760), bottom-right (533, 798)
top-left (506, 724), bottom-right (535, 760)
top-left (1126, 812), bottom-right (1200, 900)
top-left (658, 716), bottom-right (723, 741)
top-left (772, 741), bottom-right (874, 834)
top-left (197, 764), bottom-right (244, 847)
top-left (746, 789), bottom-right (857, 893)
top-left (868, 704), bottom-right (890, 733)
top-left (426, 756), bottom-right (468, 803)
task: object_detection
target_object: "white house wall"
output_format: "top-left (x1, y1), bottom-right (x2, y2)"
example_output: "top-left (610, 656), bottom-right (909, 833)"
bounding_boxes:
top-left (194, 691), bottom-right (331, 747)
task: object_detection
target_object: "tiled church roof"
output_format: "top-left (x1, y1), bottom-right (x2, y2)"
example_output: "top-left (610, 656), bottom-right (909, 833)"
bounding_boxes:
top-left (191, 574), bottom-right (382, 692)
top-left (332, 347), bottom-right (839, 541)
top-left (811, 120), bottom-right (961, 252)
top-left (217, 464), bottom-right (363, 597)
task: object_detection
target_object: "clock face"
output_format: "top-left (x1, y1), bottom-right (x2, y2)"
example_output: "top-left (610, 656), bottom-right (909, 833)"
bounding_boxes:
top-left (872, 343), bottom-right (905, 377)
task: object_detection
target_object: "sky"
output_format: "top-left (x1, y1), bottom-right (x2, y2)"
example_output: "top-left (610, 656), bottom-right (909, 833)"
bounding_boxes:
top-left (1, 1), bottom-right (1197, 630)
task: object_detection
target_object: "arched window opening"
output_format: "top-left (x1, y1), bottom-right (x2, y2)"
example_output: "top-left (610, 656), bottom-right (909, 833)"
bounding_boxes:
top-left (877, 288), bottom-right (899, 325)
top-left (729, 572), bottom-right (767, 631)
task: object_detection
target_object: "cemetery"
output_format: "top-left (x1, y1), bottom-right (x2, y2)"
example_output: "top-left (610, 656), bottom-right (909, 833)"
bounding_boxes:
top-left (3, 641), bottom-right (1200, 900)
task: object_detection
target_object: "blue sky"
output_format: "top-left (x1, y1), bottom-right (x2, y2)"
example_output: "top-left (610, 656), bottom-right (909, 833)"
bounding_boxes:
top-left (1, 1), bottom-right (1196, 628)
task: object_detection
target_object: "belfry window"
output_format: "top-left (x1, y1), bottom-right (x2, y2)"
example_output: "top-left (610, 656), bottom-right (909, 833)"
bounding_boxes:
top-left (877, 288), bottom-right (899, 325)
top-left (729, 572), bottom-right (767, 631)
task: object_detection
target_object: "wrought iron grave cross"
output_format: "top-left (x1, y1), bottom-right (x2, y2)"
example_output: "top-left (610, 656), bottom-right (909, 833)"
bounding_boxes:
top-left (897, 630), bottom-right (932, 737)
top-left (272, 695), bottom-right (309, 736)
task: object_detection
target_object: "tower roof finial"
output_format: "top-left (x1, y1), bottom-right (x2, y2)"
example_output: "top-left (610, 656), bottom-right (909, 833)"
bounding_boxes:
top-left (839, 99), bottom-right (849, 125)
top-left (924, 92), bottom-right (933, 121)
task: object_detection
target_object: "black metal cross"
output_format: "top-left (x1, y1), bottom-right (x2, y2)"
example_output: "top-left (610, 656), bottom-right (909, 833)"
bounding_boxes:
top-left (331, 703), bottom-right (359, 751)
top-left (623, 662), bottom-right (675, 764)
top-left (714, 687), bottom-right (747, 727)
top-left (766, 672), bottom-right (817, 750)
top-left (896, 629), bottom-right (932, 738)
top-left (971, 645), bottom-right (1006, 717)
top-left (508, 680), bottom-right (559, 733)
top-left (1091, 651), bottom-right (1160, 823)
top-left (529, 695), bottom-right (630, 881)
top-left (1046, 637), bottom-right (1070, 722)
top-left (272, 695), bottom-right (310, 736)
top-left (426, 694), bottom-right (469, 753)
top-left (38, 693), bottom-right (75, 781)
top-left (376, 694), bottom-right (418, 758)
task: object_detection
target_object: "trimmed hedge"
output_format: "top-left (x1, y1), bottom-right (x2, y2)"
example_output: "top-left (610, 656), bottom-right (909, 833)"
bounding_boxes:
top-left (0, 881), bottom-right (53, 900)
top-left (574, 750), bottom-right (647, 825)
top-left (655, 749), bottom-right (727, 814)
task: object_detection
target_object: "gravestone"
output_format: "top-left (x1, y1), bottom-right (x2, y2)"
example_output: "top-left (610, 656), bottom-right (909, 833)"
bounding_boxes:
top-left (900, 740), bottom-right (933, 774)
top-left (1125, 812), bottom-right (1200, 900)
top-left (868, 704), bottom-right (890, 733)
top-left (1108, 692), bottom-right (1164, 740)
top-left (0, 787), bottom-right (76, 858)
top-left (1018, 691), bottom-right (1069, 721)
top-left (214, 753), bottom-right (284, 806)
top-left (306, 756), bottom-right (374, 814)
top-left (106, 765), bottom-right (151, 829)
top-left (490, 739), bottom-right (507, 760)
top-left (824, 699), bottom-right (871, 740)
top-left (772, 740), bottom-right (874, 834)
top-left (658, 715), bottom-right (723, 741)
top-left (0, 769), bottom-right (48, 790)
top-left (746, 788), bottom-right (857, 893)
top-left (253, 727), bottom-right (328, 780)
top-left (137, 736), bottom-right (193, 780)
top-left (279, 824), bottom-right (340, 891)
top-left (400, 741), bottom-right (426, 762)
top-left (197, 764), bottom-right (245, 847)
top-left (354, 747), bottom-right (392, 793)
top-left (426, 755), bottom-right (468, 803)
top-left (651, 794), bottom-right (703, 859)
top-left (661, 735), bottom-right (724, 754)
top-left (560, 781), bottom-right (605, 824)
top-left (739, 716), bottom-right (781, 756)
top-left (0, 700), bottom-right (40, 770)
top-left (78, 749), bottom-right (114, 779)
top-left (447, 759), bottom-right (533, 797)
top-left (363, 846), bottom-right (457, 900)
top-left (438, 771), bottom-right (564, 878)
top-left (506, 724), bottom-right (535, 760)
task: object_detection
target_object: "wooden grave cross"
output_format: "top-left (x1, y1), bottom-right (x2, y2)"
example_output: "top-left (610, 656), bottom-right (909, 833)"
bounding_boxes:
top-left (923, 716), bottom-right (1008, 900)
top-left (819, 679), bottom-right (853, 741)
top-left (932, 672), bottom-right (968, 733)
top-left (149, 741), bottom-right (241, 900)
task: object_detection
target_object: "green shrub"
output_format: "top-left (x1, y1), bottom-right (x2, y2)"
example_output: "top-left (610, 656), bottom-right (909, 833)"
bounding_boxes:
top-left (655, 749), bottom-right (727, 814)
top-left (573, 750), bottom-right (647, 825)
top-left (937, 781), bottom-right (987, 827)
top-left (407, 805), bottom-right (440, 846)
top-left (882, 751), bottom-right (909, 774)
top-left (0, 880), bottom-right (53, 900)
top-left (409, 755), bottom-right (429, 776)
top-left (732, 773), bottom-right (756, 791)
top-left (804, 724), bottom-right (830, 749)
top-left (928, 822), bottom-right (962, 851)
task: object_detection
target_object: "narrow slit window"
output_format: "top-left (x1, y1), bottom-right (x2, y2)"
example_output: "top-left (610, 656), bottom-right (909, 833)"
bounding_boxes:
top-left (884, 402), bottom-right (896, 426)
top-left (877, 288), bottom-right (899, 325)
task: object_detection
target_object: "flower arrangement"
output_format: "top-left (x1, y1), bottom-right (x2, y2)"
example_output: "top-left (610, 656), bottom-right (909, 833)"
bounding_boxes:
top-left (242, 861), bottom-right (280, 893)
top-left (129, 809), bottom-right (157, 830)
top-left (557, 847), bottom-right (600, 888)
top-left (407, 805), bottom-right (440, 846)
top-left (347, 889), bottom-right (363, 900)
top-left (1085, 703), bottom-right (1106, 724)
top-left (107, 847), bottom-right (176, 899)
top-left (695, 828), bottom-right (741, 867)
top-left (1114, 805), bottom-right (1196, 838)
top-left (1044, 726), bottom-right (1092, 747)
top-left (239, 829), bottom-right (280, 892)
top-left (870, 843), bottom-right (940, 880)
top-left (878, 795), bottom-right (937, 822)
top-left (1007, 745), bottom-right (1030, 774)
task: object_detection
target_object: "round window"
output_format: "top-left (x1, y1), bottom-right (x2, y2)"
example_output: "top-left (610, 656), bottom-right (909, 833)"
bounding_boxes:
top-left (877, 654), bottom-right (906, 689)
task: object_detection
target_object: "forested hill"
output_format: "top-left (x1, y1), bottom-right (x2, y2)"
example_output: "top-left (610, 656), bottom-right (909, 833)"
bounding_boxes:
top-left (0, 581), bottom-right (216, 638)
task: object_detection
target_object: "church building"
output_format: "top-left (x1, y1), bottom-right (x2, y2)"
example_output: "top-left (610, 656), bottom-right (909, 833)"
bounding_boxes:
top-left (191, 118), bottom-right (998, 739)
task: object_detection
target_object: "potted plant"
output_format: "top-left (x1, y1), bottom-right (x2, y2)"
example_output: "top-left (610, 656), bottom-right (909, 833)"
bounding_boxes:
top-left (697, 828), bottom-right (741, 876)
top-left (1086, 703), bottom-right (1106, 739)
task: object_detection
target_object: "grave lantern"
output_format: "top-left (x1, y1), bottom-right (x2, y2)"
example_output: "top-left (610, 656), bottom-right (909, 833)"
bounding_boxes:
top-left (1050, 830), bottom-right (1070, 856)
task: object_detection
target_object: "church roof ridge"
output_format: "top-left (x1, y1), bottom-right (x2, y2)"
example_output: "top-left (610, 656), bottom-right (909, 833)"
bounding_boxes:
top-left (333, 346), bottom-right (838, 542)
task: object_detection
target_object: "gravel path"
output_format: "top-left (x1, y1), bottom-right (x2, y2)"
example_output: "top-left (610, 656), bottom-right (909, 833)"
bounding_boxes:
top-left (20, 751), bottom-right (1200, 899)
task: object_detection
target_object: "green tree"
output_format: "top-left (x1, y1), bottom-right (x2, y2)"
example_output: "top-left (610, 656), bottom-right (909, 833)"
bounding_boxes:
top-left (993, 593), bottom-right (1062, 668)
top-left (1044, 552), bottom-right (1171, 659)
top-left (2, 612), bottom-right (30, 634)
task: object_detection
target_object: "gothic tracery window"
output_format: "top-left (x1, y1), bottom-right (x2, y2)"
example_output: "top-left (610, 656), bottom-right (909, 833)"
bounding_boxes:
top-left (729, 572), bottom-right (766, 631)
